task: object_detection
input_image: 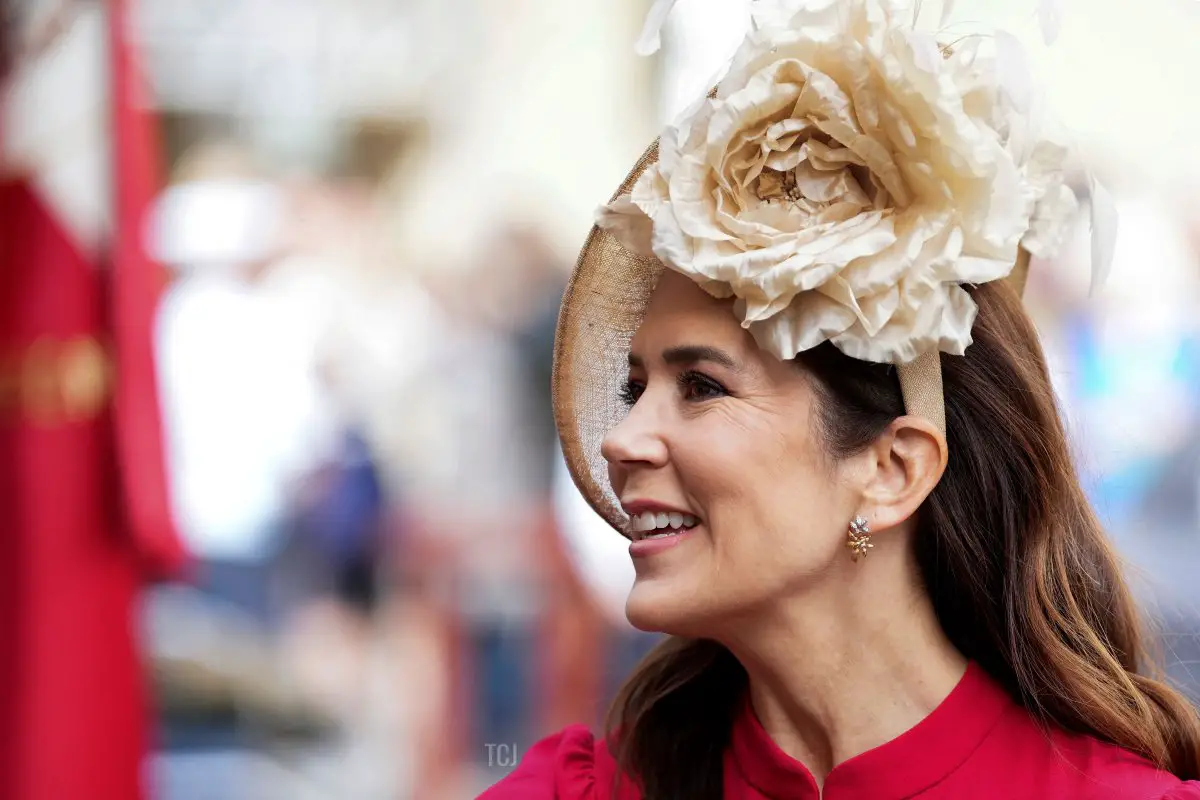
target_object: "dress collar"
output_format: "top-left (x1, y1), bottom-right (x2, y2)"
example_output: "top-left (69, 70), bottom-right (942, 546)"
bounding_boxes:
top-left (729, 661), bottom-right (1012, 799)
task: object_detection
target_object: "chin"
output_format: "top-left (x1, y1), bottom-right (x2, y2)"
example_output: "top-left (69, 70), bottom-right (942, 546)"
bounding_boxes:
top-left (624, 574), bottom-right (716, 637)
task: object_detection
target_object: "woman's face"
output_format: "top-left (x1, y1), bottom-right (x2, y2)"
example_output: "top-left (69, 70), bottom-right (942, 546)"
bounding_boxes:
top-left (602, 270), bottom-right (866, 635)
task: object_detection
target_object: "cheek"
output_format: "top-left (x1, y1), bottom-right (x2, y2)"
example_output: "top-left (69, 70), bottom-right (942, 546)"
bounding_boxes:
top-left (704, 476), bottom-right (848, 603)
top-left (677, 422), bottom-right (845, 563)
top-left (666, 425), bottom-right (758, 514)
top-left (671, 411), bottom-right (805, 509)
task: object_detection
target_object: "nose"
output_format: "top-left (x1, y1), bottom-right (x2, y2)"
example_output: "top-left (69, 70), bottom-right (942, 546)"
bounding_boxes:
top-left (601, 393), bottom-right (670, 475)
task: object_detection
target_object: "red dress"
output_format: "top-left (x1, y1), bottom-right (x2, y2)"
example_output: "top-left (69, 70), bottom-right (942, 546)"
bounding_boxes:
top-left (479, 662), bottom-right (1200, 799)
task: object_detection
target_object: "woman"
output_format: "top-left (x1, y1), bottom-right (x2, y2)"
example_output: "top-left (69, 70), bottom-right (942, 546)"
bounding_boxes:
top-left (482, 1), bottom-right (1200, 797)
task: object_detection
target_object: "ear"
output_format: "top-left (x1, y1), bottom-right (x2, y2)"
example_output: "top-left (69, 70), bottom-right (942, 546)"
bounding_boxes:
top-left (857, 416), bottom-right (948, 532)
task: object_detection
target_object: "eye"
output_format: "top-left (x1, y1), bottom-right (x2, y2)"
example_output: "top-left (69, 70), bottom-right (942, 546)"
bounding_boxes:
top-left (618, 378), bottom-right (645, 407)
top-left (679, 370), bottom-right (728, 401)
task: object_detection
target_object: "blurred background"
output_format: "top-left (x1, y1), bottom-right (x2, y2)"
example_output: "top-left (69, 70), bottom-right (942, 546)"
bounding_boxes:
top-left (2, 0), bottom-right (1200, 798)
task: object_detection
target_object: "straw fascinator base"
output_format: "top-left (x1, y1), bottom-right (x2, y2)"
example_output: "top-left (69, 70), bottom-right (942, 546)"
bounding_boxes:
top-left (552, 0), bottom-right (1113, 538)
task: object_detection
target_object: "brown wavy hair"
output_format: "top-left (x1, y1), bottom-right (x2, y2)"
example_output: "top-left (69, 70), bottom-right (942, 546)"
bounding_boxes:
top-left (603, 279), bottom-right (1200, 799)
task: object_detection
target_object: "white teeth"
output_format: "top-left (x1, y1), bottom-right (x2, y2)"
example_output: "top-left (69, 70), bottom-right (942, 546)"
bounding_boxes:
top-left (628, 509), bottom-right (701, 534)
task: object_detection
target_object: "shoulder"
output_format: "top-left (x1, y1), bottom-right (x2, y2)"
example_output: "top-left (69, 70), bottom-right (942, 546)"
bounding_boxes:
top-left (476, 725), bottom-right (636, 800)
top-left (1060, 739), bottom-right (1200, 800)
top-left (982, 708), bottom-right (1198, 800)
top-left (1049, 728), bottom-right (1200, 800)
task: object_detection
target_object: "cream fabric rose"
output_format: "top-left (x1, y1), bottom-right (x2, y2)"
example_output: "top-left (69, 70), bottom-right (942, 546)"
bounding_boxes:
top-left (598, 0), bottom-right (1080, 365)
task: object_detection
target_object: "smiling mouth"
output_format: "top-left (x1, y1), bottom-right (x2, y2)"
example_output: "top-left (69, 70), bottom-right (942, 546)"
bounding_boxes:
top-left (629, 511), bottom-right (699, 541)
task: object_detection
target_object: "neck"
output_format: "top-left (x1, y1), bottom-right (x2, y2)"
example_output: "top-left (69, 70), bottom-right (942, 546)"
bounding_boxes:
top-left (718, 551), bottom-right (967, 788)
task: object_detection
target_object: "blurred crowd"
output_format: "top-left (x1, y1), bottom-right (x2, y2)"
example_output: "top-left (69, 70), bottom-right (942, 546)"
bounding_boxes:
top-left (140, 138), bottom-right (664, 799)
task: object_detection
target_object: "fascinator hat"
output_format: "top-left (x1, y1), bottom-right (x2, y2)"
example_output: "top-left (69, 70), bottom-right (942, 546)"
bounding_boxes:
top-left (553, 0), bottom-right (1117, 536)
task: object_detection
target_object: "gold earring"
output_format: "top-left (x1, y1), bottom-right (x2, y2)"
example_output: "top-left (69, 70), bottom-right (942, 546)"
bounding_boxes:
top-left (847, 515), bottom-right (873, 562)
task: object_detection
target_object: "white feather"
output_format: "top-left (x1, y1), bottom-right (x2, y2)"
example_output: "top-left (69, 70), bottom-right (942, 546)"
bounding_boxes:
top-left (635, 0), bottom-right (683, 56)
top-left (1088, 174), bottom-right (1118, 297)
top-left (1038, 0), bottom-right (1065, 46)
top-left (993, 31), bottom-right (1033, 113)
top-left (939, 0), bottom-right (955, 29)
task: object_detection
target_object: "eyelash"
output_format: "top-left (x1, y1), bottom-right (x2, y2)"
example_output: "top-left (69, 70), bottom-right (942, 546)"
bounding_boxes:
top-left (618, 370), bottom-right (728, 407)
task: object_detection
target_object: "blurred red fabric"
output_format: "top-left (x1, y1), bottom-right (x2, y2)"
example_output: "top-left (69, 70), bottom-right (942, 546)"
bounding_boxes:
top-left (0, 1), bottom-right (187, 798)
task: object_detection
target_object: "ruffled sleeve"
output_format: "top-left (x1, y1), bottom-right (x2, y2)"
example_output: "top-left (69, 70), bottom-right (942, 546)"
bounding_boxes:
top-left (477, 724), bottom-right (622, 800)
top-left (1162, 782), bottom-right (1200, 799)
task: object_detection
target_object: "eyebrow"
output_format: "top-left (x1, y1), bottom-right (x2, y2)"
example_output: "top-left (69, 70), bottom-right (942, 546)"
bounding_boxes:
top-left (628, 345), bottom-right (739, 371)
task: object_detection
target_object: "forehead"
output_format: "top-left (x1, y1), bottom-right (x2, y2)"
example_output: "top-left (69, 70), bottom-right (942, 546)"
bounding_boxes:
top-left (631, 270), bottom-right (751, 357)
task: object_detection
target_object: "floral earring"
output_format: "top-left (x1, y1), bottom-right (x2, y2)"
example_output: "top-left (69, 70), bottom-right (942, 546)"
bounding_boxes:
top-left (847, 516), bottom-right (873, 562)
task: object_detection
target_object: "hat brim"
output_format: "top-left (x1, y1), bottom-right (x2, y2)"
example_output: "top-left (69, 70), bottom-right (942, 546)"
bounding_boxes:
top-left (552, 140), bottom-right (662, 538)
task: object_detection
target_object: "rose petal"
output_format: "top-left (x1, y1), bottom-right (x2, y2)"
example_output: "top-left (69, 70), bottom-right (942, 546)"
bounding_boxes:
top-left (708, 63), bottom-right (806, 170)
top-left (751, 0), bottom-right (841, 35)
top-left (793, 159), bottom-right (871, 205)
top-left (630, 164), bottom-right (670, 218)
top-left (839, 211), bottom-right (945, 294)
top-left (747, 290), bottom-right (858, 360)
top-left (791, 63), bottom-right (859, 132)
top-left (648, 199), bottom-right (698, 271)
top-left (596, 195), bottom-right (655, 259)
top-left (1022, 181), bottom-right (1078, 258)
top-left (723, 118), bottom-right (776, 190)
top-left (933, 285), bottom-right (979, 355)
top-left (670, 154), bottom-right (736, 244)
top-left (815, 117), bottom-right (911, 207)
top-left (722, 197), bottom-right (816, 240)
top-left (856, 285), bottom-right (902, 337)
top-left (804, 138), bottom-right (868, 169)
